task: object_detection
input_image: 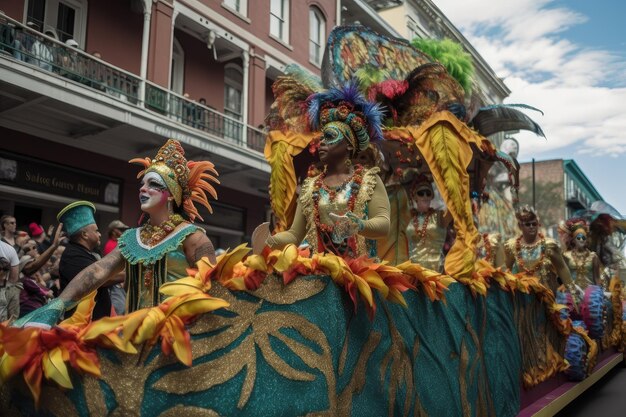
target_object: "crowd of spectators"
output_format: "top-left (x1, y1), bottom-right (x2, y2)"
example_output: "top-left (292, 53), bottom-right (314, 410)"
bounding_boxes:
top-left (0, 214), bottom-right (128, 322)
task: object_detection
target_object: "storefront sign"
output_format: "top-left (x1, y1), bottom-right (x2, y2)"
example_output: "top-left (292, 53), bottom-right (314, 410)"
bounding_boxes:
top-left (0, 151), bottom-right (121, 205)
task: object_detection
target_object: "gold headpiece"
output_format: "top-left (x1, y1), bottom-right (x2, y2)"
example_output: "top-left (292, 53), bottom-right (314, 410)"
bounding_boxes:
top-left (515, 205), bottom-right (538, 223)
top-left (130, 139), bottom-right (219, 222)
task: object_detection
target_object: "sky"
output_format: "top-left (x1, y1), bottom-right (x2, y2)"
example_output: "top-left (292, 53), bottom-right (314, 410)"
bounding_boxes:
top-left (433, 0), bottom-right (626, 215)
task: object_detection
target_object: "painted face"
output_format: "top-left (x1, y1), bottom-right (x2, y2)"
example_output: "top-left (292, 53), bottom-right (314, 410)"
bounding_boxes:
top-left (519, 218), bottom-right (539, 240)
top-left (574, 232), bottom-right (587, 249)
top-left (318, 122), bottom-right (353, 164)
top-left (139, 172), bottom-right (171, 212)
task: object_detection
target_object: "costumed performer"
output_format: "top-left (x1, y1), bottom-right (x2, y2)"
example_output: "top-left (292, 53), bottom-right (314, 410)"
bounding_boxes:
top-left (504, 205), bottom-right (581, 298)
top-left (406, 175), bottom-right (451, 272)
top-left (560, 218), bottom-right (601, 290)
top-left (266, 84), bottom-right (390, 258)
top-left (15, 139), bottom-right (219, 328)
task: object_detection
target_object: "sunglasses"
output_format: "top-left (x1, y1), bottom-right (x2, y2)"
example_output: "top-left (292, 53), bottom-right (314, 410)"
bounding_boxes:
top-left (575, 234), bottom-right (587, 241)
top-left (523, 221), bottom-right (538, 227)
top-left (416, 190), bottom-right (433, 198)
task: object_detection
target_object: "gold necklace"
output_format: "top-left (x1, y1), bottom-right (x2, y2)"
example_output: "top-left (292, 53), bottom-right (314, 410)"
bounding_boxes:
top-left (140, 214), bottom-right (186, 246)
top-left (571, 249), bottom-right (590, 280)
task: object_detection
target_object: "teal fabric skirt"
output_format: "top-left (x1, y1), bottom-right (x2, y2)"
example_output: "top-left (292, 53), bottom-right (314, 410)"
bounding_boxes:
top-left (3, 275), bottom-right (536, 417)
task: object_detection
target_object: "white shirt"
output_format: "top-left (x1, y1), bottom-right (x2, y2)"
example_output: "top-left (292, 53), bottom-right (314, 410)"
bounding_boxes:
top-left (0, 240), bottom-right (19, 267)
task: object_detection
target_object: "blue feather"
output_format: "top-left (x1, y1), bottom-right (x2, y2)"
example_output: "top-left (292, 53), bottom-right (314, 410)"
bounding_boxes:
top-left (307, 80), bottom-right (384, 144)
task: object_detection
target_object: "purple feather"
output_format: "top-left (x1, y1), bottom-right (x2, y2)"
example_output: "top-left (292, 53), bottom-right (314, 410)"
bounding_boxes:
top-left (307, 81), bottom-right (384, 143)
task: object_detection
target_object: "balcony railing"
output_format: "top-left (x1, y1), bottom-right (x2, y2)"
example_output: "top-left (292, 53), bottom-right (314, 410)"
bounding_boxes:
top-left (0, 14), bottom-right (265, 154)
top-left (144, 82), bottom-right (266, 152)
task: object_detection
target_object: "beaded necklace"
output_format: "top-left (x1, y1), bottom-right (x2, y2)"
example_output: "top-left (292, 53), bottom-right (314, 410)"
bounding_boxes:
top-left (312, 165), bottom-right (364, 235)
top-left (515, 233), bottom-right (546, 276)
top-left (571, 249), bottom-right (591, 280)
top-left (140, 213), bottom-right (186, 247)
top-left (411, 208), bottom-right (434, 242)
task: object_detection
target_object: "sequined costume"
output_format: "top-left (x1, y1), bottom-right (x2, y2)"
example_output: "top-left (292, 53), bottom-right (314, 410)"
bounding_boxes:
top-left (407, 210), bottom-right (447, 271)
top-left (267, 167), bottom-right (389, 258)
top-left (504, 237), bottom-right (570, 293)
top-left (118, 224), bottom-right (202, 311)
top-left (562, 250), bottom-right (597, 289)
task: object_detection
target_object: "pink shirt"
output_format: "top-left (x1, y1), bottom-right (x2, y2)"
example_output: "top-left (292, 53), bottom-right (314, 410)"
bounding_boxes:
top-left (103, 238), bottom-right (118, 255)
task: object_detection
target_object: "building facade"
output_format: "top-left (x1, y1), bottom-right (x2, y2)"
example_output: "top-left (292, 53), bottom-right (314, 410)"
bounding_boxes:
top-left (0, 0), bottom-right (507, 249)
top-left (0, 0), bottom-right (352, 249)
top-left (518, 159), bottom-right (603, 236)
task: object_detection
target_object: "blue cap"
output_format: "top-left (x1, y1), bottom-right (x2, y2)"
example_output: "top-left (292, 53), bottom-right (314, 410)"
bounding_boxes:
top-left (57, 201), bottom-right (97, 236)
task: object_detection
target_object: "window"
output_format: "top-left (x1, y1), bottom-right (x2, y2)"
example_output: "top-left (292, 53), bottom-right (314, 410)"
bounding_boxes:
top-left (270, 0), bottom-right (289, 43)
top-left (25, 0), bottom-right (87, 45)
top-left (223, 0), bottom-right (247, 16)
top-left (170, 37), bottom-right (184, 95)
top-left (309, 7), bottom-right (325, 65)
top-left (224, 64), bottom-right (243, 141)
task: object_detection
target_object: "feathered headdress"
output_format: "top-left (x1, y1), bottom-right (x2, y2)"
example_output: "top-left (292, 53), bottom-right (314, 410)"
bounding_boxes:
top-left (307, 82), bottom-right (383, 156)
top-left (130, 139), bottom-right (219, 222)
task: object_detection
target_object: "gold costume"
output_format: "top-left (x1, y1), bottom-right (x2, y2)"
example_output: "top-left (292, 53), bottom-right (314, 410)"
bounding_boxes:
top-left (504, 237), bottom-right (572, 293)
top-left (563, 250), bottom-right (597, 290)
top-left (407, 210), bottom-right (447, 272)
top-left (267, 167), bottom-right (390, 258)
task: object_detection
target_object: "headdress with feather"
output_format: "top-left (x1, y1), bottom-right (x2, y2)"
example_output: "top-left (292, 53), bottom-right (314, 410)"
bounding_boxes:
top-left (307, 82), bottom-right (383, 156)
top-left (130, 139), bottom-right (219, 222)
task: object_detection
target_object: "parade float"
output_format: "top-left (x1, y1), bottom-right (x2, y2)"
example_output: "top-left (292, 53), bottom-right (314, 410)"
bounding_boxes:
top-left (0, 26), bottom-right (624, 417)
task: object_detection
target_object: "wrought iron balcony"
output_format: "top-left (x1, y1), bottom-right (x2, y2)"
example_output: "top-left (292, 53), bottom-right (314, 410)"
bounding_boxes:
top-left (0, 14), bottom-right (265, 154)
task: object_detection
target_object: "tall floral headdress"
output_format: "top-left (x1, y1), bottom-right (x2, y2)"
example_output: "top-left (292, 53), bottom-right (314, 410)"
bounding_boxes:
top-left (307, 82), bottom-right (383, 157)
top-left (130, 139), bottom-right (219, 222)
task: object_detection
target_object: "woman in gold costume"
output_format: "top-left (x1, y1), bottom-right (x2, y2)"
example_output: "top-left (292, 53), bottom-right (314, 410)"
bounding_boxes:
top-left (266, 84), bottom-right (390, 258)
top-left (560, 219), bottom-right (601, 290)
top-left (406, 175), bottom-right (451, 272)
top-left (15, 139), bottom-right (220, 327)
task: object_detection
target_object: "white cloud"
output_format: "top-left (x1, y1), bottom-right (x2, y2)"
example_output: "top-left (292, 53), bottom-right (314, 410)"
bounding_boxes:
top-left (434, 0), bottom-right (626, 158)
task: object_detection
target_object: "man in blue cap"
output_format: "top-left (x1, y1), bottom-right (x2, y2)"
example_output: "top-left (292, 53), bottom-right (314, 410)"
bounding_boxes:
top-left (57, 200), bottom-right (112, 320)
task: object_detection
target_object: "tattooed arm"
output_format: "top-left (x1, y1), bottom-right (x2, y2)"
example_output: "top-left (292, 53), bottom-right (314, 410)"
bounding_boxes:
top-left (14, 248), bottom-right (125, 328)
top-left (59, 248), bottom-right (126, 303)
top-left (183, 230), bottom-right (216, 265)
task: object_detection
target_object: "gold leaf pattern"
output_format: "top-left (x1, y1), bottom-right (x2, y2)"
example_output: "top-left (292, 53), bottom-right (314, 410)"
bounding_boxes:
top-left (153, 287), bottom-right (335, 412)
top-left (337, 331), bottom-right (382, 417)
top-left (158, 405), bottom-right (222, 417)
top-left (248, 274), bottom-right (327, 304)
top-left (379, 305), bottom-right (414, 417)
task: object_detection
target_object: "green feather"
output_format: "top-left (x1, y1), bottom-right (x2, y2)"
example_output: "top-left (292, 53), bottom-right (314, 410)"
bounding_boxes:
top-left (411, 38), bottom-right (475, 94)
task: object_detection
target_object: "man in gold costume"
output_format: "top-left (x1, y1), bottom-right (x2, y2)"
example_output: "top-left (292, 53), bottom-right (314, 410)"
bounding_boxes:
top-left (505, 206), bottom-right (580, 298)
